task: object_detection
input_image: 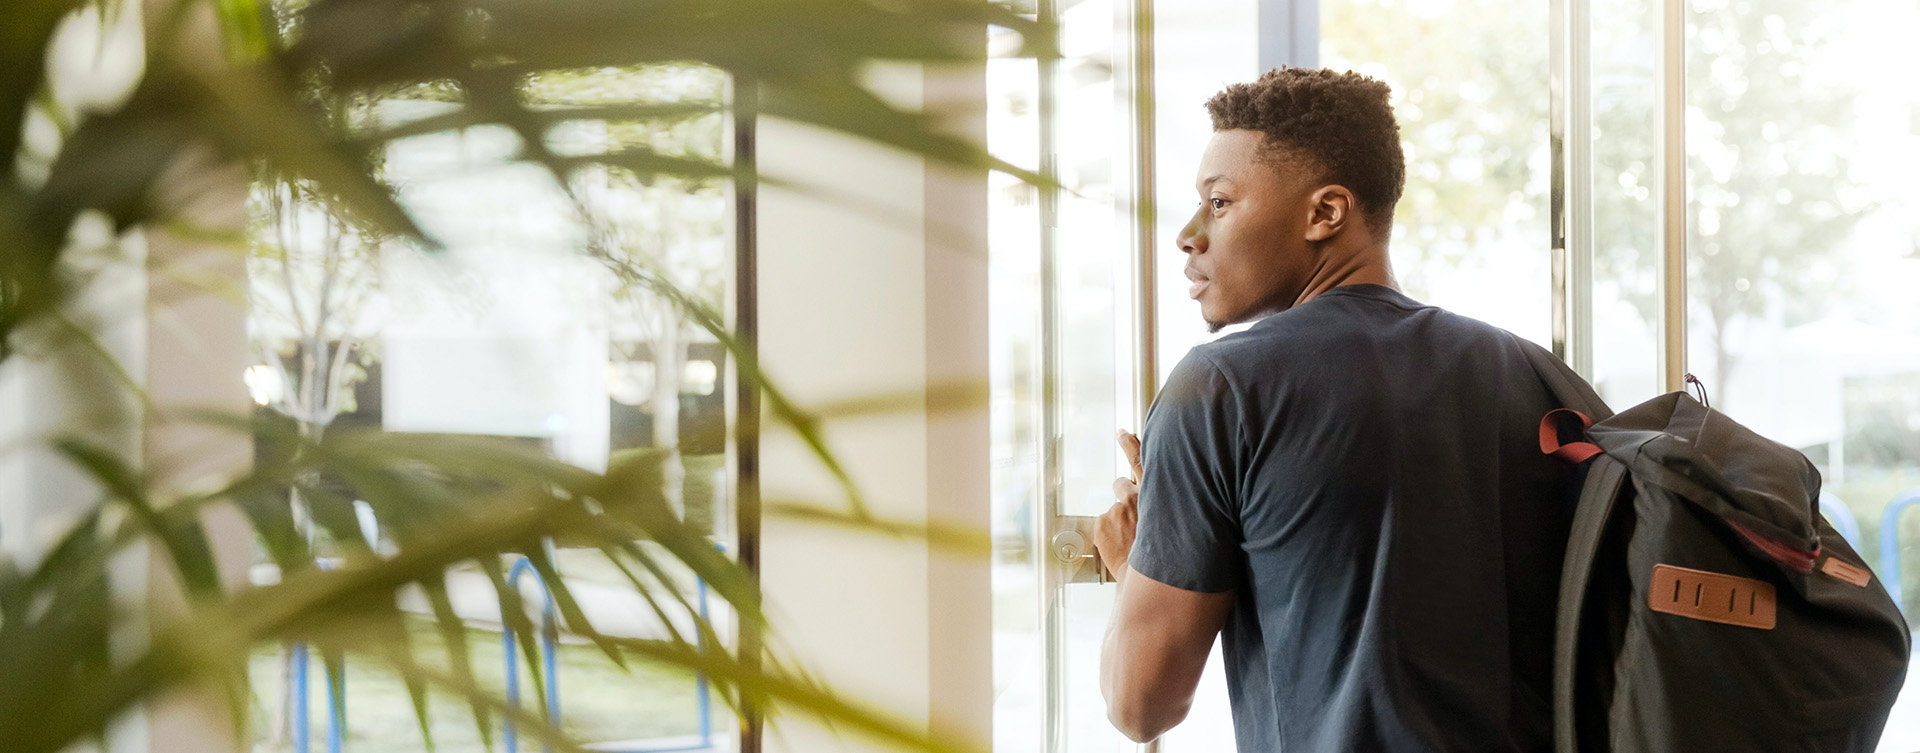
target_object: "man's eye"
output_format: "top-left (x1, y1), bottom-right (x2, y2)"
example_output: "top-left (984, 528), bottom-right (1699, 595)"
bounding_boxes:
top-left (1209, 198), bottom-right (1227, 211)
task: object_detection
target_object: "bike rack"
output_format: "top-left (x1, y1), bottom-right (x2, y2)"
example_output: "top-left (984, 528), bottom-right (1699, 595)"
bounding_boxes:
top-left (590, 570), bottom-right (720, 753)
top-left (1878, 487), bottom-right (1920, 614)
top-left (293, 558), bottom-right (346, 753)
top-left (499, 553), bottom-right (721, 753)
top-left (504, 556), bottom-right (564, 753)
top-left (291, 642), bottom-right (345, 753)
top-left (291, 553), bottom-right (719, 752)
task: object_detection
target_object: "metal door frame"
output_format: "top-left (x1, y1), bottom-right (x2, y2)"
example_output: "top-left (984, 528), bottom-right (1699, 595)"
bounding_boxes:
top-left (1550, 0), bottom-right (1688, 389)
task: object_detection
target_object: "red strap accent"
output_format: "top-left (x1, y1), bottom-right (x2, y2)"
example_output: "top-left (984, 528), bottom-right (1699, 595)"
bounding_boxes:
top-left (1726, 519), bottom-right (1820, 574)
top-left (1539, 408), bottom-right (1602, 463)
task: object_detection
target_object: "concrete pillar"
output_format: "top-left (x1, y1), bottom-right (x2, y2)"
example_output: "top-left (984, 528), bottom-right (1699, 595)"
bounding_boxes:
top-left (756, 57), bottom-right (991, 752)
top-left (0, 1), bottom-right (256, 750)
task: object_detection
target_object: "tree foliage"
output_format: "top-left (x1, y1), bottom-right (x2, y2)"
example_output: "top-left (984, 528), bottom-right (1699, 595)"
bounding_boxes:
top-left (1325, 0), bottom-right (1872, 405)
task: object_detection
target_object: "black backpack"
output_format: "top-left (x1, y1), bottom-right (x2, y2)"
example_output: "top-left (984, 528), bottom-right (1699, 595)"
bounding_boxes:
top-left (1514, 337), bottom-right (1912, 753)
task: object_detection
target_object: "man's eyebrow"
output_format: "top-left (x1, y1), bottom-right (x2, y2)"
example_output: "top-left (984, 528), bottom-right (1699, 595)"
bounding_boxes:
top-left (1200, 175), bottom-right (1235, 189)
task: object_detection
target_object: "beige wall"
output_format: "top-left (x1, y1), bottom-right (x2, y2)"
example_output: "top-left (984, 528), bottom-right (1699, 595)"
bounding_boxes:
top-left (140, 151), bottom-right (255, 753)
top-left (757, 59), bottom-right (992, 753)
top-left (0, 1), bottom-right (252, 751)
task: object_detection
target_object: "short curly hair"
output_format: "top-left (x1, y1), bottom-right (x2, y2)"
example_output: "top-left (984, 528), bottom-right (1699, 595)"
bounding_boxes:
top-left (1205, 67), bottom-right (1406, 233)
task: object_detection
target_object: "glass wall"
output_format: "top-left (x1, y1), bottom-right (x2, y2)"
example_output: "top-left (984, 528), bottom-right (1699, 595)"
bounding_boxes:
top-left (991, 0), bottom-right (1151, 748)
top-left (1680, 0), bottom-right (1920, 746)
top-left (988, 17), bottom-right (1046, 753)
top-left (991, 0), bottom-right (1145, 747)
top-left (244, 65), bottom-right (734, 753)
top-left (1588, 0), bottom-right (1664, 406)
top-left (1322, 0), bottom-right (1553, 345)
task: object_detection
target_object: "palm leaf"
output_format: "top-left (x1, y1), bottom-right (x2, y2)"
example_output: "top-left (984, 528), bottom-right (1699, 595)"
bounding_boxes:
top-left (417, 570), bottom-right (487, 751)
top-left (0, 0), bottom-right (1051, 751)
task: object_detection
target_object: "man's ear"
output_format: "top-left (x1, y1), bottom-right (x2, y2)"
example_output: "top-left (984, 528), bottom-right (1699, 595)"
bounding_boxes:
top-left (1304, 186), bottom-right (1355, 242)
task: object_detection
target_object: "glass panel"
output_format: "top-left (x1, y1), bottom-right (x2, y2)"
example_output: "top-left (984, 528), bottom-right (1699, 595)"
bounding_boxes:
top-left (991, 0), bottom-right (1144, 748)
top-left (1062, 585), bottom-right (1131, 753)
top-left (1056, 0), bottom-right (1138, 519)
top-left (1150, 0), bottom-right (1259, 384)
top-left (989, 21), bottom-right (1046, 751)
top-left (1589, 0), bottom-right (1663, 406)
top-left (1682, 0), bottom-right (1920, 747)
top-left (1323, 0), bottom-right (1552, 344)
top-left (1059, 1), bottom-right (1128, 745)
top-left (244, 66), bottom-right (734, 752)
top-left (1054, 1), bottom-right (1140, 751)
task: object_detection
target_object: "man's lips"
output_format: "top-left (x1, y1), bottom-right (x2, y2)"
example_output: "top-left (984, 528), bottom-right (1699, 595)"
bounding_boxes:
top-left (1186, 270), bottom-right (1210, 300)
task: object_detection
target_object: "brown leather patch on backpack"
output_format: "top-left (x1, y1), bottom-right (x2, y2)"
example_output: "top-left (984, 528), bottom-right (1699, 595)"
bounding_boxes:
top-left (1649, 564), bottom-right (1776, 630)
top-left (1820, 557), bottom-right (1873, 588)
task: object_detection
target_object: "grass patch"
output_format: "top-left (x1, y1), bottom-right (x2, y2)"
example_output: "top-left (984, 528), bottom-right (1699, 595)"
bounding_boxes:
top-left (249, 619), bottom-right (724, 753)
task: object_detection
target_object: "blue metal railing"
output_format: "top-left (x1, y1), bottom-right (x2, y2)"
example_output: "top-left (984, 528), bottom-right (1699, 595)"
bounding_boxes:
top-left (694, 576), bottom-right (714, 747)
top-left (293, 556), bottom-right (345, 753)
top-left (290, 553), bottom-right (719, 752)
top-left (1878, 487), bottom-right (1920, 614)
top-left (600, 571), bottom-right (720, 753)
top-left (291, 641), bottom-right (344, 753)
top-left (503, 556), bottom-right (564, 753)
top-left (498, 552), bottom-right (719, 753)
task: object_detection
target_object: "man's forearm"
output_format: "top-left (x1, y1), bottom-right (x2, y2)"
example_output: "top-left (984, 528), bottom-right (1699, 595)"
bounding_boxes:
top-left (1099, 565), bottom-right (1208, 744)
top-left (1100, 573), bottom-right (1163, 742)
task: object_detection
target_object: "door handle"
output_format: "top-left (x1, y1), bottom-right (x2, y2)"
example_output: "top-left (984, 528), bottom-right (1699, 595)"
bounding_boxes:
top-left (1050, 515), bottom-right (1112, 584)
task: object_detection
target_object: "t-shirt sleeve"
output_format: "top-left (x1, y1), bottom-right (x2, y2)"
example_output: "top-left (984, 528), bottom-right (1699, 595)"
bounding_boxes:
top-left (1128, 351), bottom-right (1244, 593)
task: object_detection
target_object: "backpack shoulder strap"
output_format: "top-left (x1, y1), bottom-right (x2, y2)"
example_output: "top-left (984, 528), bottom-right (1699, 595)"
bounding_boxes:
top-left (1554, 454), bottom-right (1631, 753)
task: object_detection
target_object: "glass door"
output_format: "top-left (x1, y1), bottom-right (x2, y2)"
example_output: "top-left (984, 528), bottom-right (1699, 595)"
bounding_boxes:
top-left (999, 0), bottom-right (1556, 749)
top-left (991, 0), bottom-right (1157, 750)
top-left (1044, 0), bottom-right (1156, 746)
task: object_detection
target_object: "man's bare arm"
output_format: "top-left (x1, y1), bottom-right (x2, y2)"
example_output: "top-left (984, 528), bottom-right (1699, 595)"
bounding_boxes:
top-left (1099, 566), bottom-right (1234, 743)
top-left (1091, 431), bottom-right (1235, 743)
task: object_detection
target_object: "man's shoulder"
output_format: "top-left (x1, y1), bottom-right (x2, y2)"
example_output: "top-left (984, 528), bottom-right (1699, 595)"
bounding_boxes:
top-left (1190, 291), bottom-right (1536, 389)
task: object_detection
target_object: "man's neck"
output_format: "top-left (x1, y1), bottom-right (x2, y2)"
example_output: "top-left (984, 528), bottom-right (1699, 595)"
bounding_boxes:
top-left (1292, 244), bottom-right (1397, 308)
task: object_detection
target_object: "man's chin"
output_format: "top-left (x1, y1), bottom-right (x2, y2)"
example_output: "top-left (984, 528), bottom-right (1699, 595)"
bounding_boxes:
top-left (1202, 304), bottom-right (1231, 334)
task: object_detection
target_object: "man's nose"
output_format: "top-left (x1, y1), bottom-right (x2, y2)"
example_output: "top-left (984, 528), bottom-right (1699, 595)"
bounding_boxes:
top-left (1176, 210), bottom-right (1205, 256)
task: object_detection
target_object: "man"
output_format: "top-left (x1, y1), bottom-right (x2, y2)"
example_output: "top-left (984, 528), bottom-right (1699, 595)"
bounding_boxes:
top-left (1089, 67), bottom-right (1574, 751)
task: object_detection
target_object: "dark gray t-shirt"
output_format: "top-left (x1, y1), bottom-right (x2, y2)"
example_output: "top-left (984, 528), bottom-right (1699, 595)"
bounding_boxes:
top-left (1129, 284), bottom-right (1573, 752)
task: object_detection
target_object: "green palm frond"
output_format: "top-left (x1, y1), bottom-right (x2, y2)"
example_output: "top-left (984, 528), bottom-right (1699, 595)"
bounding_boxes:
top-left (2, 0), bottom-right (1044, 750)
